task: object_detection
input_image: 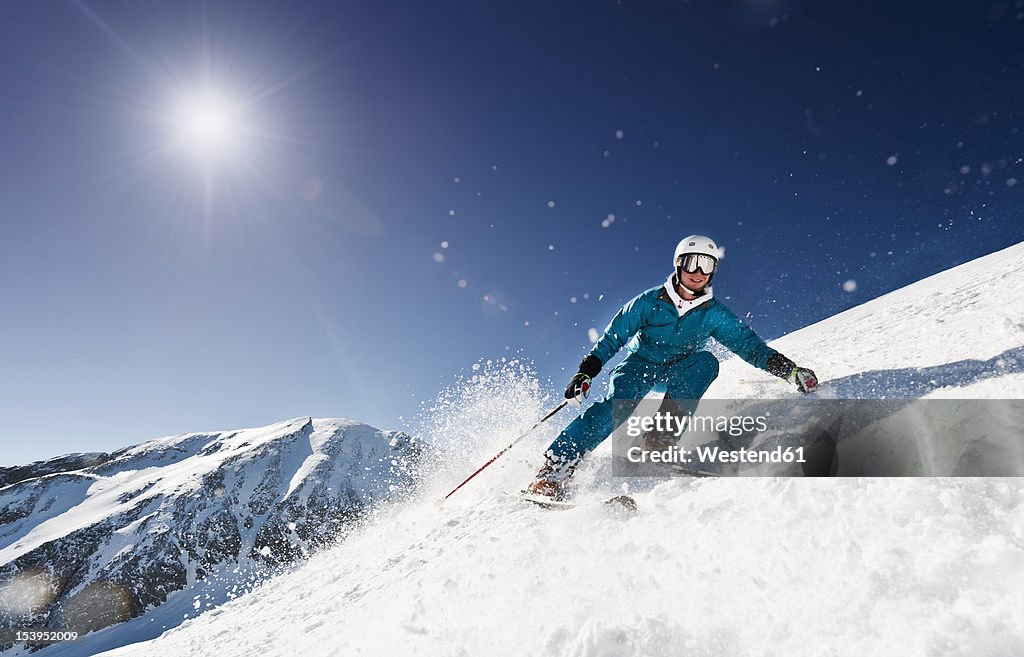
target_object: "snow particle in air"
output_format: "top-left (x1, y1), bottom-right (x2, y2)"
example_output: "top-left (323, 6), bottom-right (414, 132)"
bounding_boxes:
top-left (615, 130), bottom-right (625, 140)
top-left (570, 297), bottom-right (577, 304)
top-left (856, 90), bottom-right (863, 97)
top-left (601, 213), bottom-right (616, 228)
top-left (960, 165), bottom-right (971, 175)
top-left (588, 327), bottom-right (600, 343)
top-left (603, 150), bottom-right (611, 158)
top-left (491, 165), bottom-right (498, 171)
top-left (433, 253), bottom-right (445, 263)
top-left (458, 279), bottom-right (468, 288)
top-left (548, 244), bottom-right (555, 251)
top-left (472, 363), bottom-right (481, 371)
top-left (635, 200), bottom-right (642, 207)
top-left (454, 177), bottom-right (461, 183)
top-left (449, 209), bottom-right (456, 216)
top-left (547, 200), bottom-right (556, 208)
top-left (1008, 178), bottom-right (1019, 187)
top-left (441, 241), bottom-right (449, 248)
top-left (886, 155), bottom-right (899, 166)
top-left (713, 62), bottom-right (720, 70)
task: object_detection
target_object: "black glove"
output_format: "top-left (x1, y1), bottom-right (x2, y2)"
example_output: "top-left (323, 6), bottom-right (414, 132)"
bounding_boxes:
top-left (565, 373), bottom-right (592, 402)
top-left (564, 355), bottom-right (603, 402)
top-left (766, 353), bottom-right (818, 394)
top-left (789, 367), bottom-right (818, 393)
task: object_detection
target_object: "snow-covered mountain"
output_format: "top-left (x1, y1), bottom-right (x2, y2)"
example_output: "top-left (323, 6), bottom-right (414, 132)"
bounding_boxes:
top-left (0, 418), bottom-right (422, 651)
top-left (10, 243), bottom-right (1024, 657)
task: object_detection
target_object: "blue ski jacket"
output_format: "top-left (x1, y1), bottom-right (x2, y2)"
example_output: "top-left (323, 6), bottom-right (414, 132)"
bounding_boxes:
top-left (589, 280), bottom-right (779, 371)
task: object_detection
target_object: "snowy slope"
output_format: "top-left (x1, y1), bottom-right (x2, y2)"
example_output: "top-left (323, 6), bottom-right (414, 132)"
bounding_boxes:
top-left (40, 243), bottom-right (1024, 656)
top-left (706, 239), bottom-right (1024, 400)
top-left (0, 418), bottom-right (421, 654)
top-left (96, 479), bottom-right (1024, 657)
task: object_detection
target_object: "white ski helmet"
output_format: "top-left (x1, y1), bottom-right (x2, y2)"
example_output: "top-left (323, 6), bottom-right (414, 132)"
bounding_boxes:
top-left (673, 234), bottom-right (720, 290)
top-left (674, 234), bottom-right (719, 267)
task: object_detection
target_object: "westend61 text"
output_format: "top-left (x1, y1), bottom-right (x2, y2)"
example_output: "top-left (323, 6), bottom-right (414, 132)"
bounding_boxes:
top-left (626, 445), bottom-right (807, 465)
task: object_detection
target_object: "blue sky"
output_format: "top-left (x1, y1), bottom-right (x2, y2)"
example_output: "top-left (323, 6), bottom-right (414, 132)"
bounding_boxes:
top-left (2, 1), bottom-right (1022, 465)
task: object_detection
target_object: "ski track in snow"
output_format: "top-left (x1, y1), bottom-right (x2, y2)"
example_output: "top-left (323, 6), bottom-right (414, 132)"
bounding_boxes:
top-left (32, 243), bottom-right (1024, 657)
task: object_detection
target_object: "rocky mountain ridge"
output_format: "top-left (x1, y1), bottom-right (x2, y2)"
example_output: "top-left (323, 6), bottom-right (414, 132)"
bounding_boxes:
top-left (0, 417), bottom-right (422, 645)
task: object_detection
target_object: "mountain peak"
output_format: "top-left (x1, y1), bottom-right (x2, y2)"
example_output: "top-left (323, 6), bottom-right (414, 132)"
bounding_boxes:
top-left (0, 418), bottom-right (424, 646)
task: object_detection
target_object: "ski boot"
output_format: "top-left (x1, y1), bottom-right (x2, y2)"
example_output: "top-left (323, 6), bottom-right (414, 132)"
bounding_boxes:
top-left (525, 457), bottom-right (576, 500)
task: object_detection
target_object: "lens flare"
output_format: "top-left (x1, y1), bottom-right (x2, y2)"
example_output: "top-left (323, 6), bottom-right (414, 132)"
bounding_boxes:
top-left (0, 569), bottom-right (56, 616)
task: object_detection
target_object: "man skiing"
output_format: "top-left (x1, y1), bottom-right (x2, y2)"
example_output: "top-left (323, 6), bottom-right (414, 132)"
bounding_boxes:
top-left (527, 235), bottom-right (818, 498)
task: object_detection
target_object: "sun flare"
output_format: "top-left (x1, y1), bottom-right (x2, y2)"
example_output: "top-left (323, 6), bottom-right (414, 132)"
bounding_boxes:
top-left (172, 90), bottom-right (243, 161)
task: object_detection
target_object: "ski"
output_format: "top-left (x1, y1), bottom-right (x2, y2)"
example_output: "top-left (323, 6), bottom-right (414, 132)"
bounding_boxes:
top-left (505, 490), bottom-right (637, 512)
top-left (506, 490), bottom-right (576, 510)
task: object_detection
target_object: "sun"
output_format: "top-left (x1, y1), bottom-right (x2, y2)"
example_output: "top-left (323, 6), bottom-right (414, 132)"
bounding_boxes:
top-left (172, 90), bottom-right (243, 162)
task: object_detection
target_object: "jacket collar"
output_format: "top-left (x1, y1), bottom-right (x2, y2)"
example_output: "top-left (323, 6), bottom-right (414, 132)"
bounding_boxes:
top-left (661, 274), bottom-right (713, 318)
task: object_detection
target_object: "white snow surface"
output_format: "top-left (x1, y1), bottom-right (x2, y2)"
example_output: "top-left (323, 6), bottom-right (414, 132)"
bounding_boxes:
top-left (98, 478), bottom-right (1024, 657)
top-left (60, 244), bottom-right (1024, 655)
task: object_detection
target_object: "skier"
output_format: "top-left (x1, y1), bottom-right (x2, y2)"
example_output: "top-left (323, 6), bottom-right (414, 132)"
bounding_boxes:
top-left (527, 235), bottom-right (818, 498)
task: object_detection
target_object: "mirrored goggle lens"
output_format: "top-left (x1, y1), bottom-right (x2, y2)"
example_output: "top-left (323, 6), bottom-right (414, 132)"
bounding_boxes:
top-left (678, 253), bottom-right (717, 275)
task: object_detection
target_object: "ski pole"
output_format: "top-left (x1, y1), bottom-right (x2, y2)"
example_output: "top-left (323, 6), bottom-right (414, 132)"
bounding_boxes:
top-left (442, 400), bottom-right (569, 500)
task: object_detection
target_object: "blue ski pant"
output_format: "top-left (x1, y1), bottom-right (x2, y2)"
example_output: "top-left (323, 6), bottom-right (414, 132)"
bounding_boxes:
top-left (546, 350), bottom-right (720, 466)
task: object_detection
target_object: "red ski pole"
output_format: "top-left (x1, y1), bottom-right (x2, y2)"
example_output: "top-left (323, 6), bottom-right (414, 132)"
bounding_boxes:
top-left (442, 400), bottom-right (569, 500)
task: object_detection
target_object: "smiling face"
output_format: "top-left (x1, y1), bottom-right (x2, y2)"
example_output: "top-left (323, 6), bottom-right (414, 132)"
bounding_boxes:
top-left (678, 269), bottom-right (709, 297)
top-left (681, 269), bottom-right (708, 289)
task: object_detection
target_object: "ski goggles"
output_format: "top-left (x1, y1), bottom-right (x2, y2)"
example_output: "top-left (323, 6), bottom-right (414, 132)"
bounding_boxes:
top-left (676, 253), bottom-right (717, 275)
